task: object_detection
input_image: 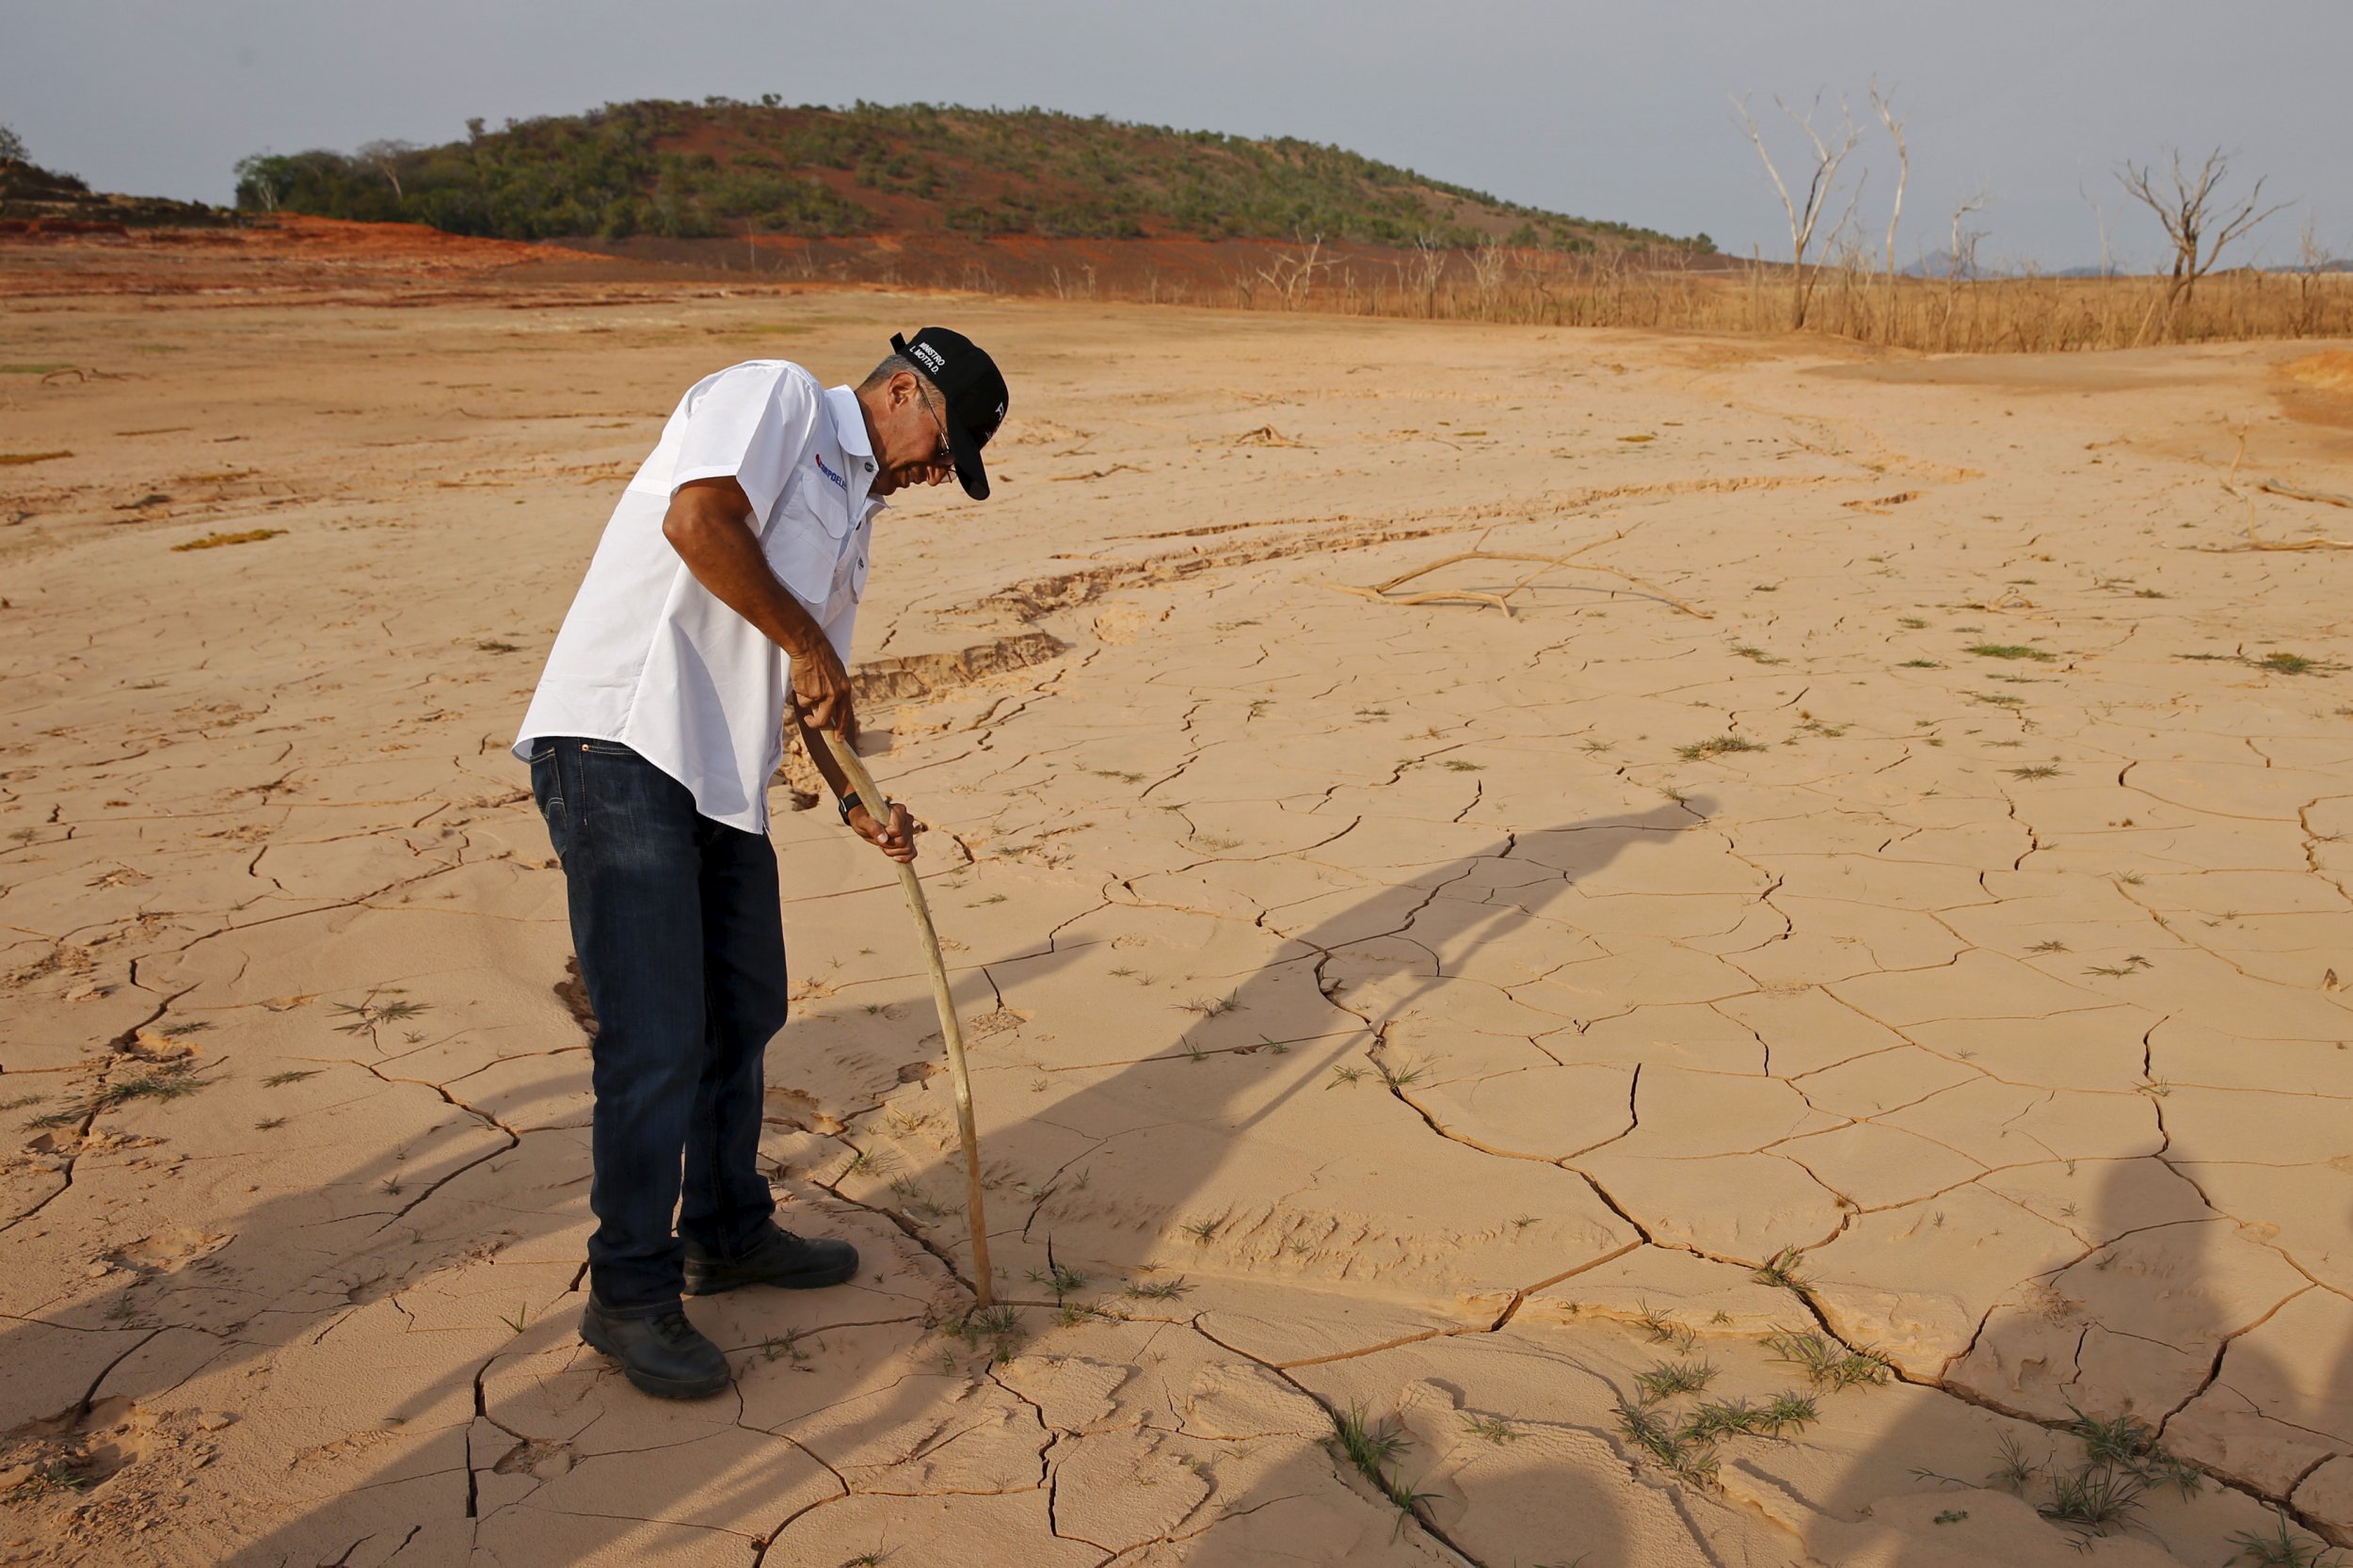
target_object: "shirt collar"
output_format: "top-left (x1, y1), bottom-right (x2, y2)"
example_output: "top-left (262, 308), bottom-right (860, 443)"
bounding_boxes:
top-left (824, 385), bottom-right (872, 458)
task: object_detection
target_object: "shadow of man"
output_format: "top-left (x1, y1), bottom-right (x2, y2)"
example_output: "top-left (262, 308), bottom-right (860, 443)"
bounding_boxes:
top-left (744, 796), bottom-right (1711, 1564)
top-left (145, 795), bottom-right (1705, 1567)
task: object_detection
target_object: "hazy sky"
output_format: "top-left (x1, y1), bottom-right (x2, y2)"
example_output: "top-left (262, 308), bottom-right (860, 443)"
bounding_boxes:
top-left (8, 0), bottom-right (2346, 269)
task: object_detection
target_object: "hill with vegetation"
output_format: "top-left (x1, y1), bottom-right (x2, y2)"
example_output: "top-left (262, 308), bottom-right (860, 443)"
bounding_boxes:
top-left (233, 100), bottom-right (1710, 255)
top-left (1, 126), bottom-right (232, 229)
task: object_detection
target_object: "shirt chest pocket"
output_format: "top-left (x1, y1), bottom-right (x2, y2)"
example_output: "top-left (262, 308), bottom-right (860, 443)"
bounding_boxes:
top-left (763, 487), bottom-right (849, 609)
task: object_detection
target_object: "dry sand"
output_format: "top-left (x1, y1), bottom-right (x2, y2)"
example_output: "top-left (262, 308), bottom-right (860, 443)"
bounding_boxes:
top-left (3, 266), bottom-right (2352, 1568)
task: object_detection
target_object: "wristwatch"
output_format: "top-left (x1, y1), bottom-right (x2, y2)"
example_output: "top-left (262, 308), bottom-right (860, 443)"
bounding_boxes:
top-left (837, 791), bottom-right (862, 825)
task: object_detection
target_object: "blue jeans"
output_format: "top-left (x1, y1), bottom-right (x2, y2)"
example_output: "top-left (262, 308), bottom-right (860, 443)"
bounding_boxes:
top-left (529, 738), bottom-right (785, 1312)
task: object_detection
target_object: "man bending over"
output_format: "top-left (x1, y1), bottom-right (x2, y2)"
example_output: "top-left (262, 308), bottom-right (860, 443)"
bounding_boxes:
top-left (514, 328), bottom-right (1009, 1399)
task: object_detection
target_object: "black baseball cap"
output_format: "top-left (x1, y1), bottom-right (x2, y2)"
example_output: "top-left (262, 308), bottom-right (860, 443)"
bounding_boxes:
top-left (890, 328), bottom-right (1008, 500)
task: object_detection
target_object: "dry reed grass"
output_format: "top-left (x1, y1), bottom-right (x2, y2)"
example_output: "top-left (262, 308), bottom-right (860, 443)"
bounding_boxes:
top-left (1188, 243), bottom-right (2353, 353)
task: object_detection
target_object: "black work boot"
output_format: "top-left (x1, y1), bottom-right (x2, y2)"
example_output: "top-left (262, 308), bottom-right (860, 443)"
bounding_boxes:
top-left (683, 1224), bottom-right (859, 1296)
top-left (579, 1297), bottom-right (730, 1400)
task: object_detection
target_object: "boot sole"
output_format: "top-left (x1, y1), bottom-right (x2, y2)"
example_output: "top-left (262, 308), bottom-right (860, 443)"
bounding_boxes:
top-left (579, 1319), bottom-right (731, 1400)
top-left (682, 1255), bottom-right (860, 1297)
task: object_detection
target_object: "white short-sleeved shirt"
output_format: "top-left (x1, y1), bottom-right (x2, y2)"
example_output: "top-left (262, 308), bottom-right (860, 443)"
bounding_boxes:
top-left (514, 361), bottom-right (882, 832)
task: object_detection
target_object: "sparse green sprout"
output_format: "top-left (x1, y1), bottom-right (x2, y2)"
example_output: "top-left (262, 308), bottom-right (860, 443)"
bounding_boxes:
top-left (2254, 652), bottom-right (2320, 676)
top-left (1327, 1065), bottom-right (1365, 1088)
top-left (1124, 1274), bottom-right (1190, 1301)
top-left (2067, 1408), bottom-right (2201, 1497)
top-left (1731, 646), bottom-right (1785, 664)
top-left (5, 1461), bottom-right (94, 1501)
top-left (1180, 1218), bottom-right (1220, 1243)
top-left (1990, 1432), bottom-right (2041, 1491)
top-left (1463, 1414), bottom-right (1520, 1445)
top-left (1752, 1246), bottom-right (1807, 1291)
top-left (1332, 1401), bottom-right (1410, 1477)
top-left (2007, 764), bottom-right (2063, 780)
top-left (1633, 1303), bottom-right (1698, 1352)
top-left (1374, 1061), bottom-right (1423, 1089)
top-left (1025, 1262), bottom-right (1088, 1302)
top-left (2227, 1514), bottom-right (2346, 1566)
top-left (1898, 659), bottom-right (1944, 668)
top-left (2040, 1462), bottom-right (2148, 1531)
top-left (1967, 644), bottom-right (2056, 662)
top-left (1613, 1399), bottom-right (1717, 1485)
top-left (1634, 1360), bottom-right (1718, 1401)
top-left (1762, 1329), bottom-right (1891, 1389)
top-left (944, 1304), bottom-right (1024, 1359)
top-left (331, 995), bottom-right (429, 1033)
top-left (262, 1069), bottom-right (319, 1088)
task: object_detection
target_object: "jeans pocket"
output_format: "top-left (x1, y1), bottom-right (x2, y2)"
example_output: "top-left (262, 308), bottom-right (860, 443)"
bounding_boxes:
top-left (530, 748), bottom-right (570, 862)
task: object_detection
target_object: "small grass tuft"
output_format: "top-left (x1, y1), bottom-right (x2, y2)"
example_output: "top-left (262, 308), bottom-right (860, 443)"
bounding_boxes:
top-left (1463, 1414), bottom-right (1521, 1445)
top-left (1967, 644), bottom-right (2056, 662)
top-left (1634, 1360), bottom-right (1718, 1400)
top-left (1332, 1401), bottom-right (1410, 1477)
top-left (1633, 1303), bottom-right (1699, 1352)
top-left (2254, 651), bottom-right (2321, 676)
top-left (5, 1460), bottom-right (94, 1501)
top-left (1752, 1246), bottom-right (1808, 1291)
top-left (1123, 1274), bottom-right (1190, 1301)
top-left (1990, 1432), bottom-right (2041, 1491)
top-left (1677, 733), bottom-right (1768, 761)
top-left (1763, 1329), bottom-right (1892, 1389)
top-left (944, 1304), bottom-right (1024, 1359)
top-left (2040, 1462), bottom-right (2148, 1531)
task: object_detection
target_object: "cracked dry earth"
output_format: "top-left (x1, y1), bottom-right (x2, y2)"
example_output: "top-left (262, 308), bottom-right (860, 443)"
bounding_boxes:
top-left (2, 291), bottom-right (2351, 1568)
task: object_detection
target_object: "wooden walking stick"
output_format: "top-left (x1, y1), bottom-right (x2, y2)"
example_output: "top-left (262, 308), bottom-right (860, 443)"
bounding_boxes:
top-left (819, 731), bottom-right (994, 1306)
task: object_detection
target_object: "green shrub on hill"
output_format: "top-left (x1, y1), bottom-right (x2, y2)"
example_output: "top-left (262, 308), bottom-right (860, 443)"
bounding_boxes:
top-left (234, 99), bottom-right (1709, 253)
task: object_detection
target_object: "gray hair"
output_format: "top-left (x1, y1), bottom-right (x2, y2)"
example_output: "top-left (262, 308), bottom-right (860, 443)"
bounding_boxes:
top-left (857, 353), bottom-right (942, 400)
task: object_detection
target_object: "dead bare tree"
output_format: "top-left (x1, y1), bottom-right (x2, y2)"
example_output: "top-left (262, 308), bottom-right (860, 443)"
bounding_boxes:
top-left (1469, 237), bottom-right (1511, 320)
top-left (1732, 90), bottom-right (1862, 328)
top-left (1408, 233), bottom-right (1449, 317)
top-left (1937, 185), bottom-right (1990, 351)
top-left (1250, 231), bottom-right (1331, 311)
top-left (2118, 147), bottom-right (2290, 340)
top-left (1870, 83), bottom-right (1908, 334)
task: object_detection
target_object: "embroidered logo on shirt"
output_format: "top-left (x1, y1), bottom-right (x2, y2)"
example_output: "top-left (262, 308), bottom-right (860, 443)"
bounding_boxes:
top-left (812, 452), bottom-right (848, 492)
